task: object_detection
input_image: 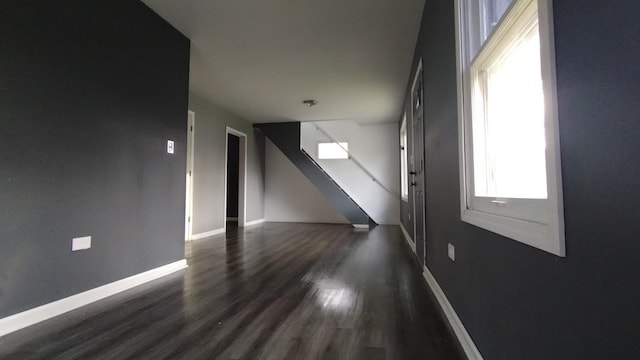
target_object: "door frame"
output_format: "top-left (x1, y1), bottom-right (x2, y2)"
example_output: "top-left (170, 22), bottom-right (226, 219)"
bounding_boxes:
top-left (185, 110), bottom-right (195, 241)
top-left (224, 127), bottom-right (248, 228)
top-left (407, 106), bottom-right (417, 252)
top-left (410, 59), bottom-right (426, 263)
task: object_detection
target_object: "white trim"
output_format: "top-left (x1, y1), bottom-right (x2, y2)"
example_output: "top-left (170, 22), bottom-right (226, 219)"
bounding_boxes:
top-left (461, 208), bottom-right (563, 255)
top-left (411, 60), bottom-right (424, 110)
top-left (455, 0), bottom-right (469, 246)
top-left (243, 218), bottom-right (265, 227)
top-left (0, 260), bottom-right (187, 338)
top-left (538, 0), bottom-right (566, 256)
top-left (399, 222), bottom-right (416, 254)
top-left (352, 224), bottom-right (370, 230)
top-left (455, 0), bottom-right (565, 257)
top-left (422, 266), bottom-right (484, 360)
top-left (224, 127), bottom-right (248, 229)
top-left (185, 110), bottom-right (195, 242)
top-left (398, 225), bottom-right (480, 358)
top-left (190, 228), bottom-right (226, 240)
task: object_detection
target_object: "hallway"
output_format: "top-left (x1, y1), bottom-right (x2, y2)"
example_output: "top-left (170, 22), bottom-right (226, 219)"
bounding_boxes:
top-left (0, 224), bottom-right (463, 359)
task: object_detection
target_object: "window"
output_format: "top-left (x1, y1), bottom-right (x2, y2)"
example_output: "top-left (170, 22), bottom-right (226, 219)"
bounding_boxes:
top-left (455, 0), bottom-right (565, 256)
top-left (400, 114), bottom-right (409, 201)
top-left (318, 142), bottom-right (349, 159)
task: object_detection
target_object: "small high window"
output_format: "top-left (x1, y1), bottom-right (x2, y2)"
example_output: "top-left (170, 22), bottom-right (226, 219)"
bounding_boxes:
top-left (318, 142), bottom-right (349, 159)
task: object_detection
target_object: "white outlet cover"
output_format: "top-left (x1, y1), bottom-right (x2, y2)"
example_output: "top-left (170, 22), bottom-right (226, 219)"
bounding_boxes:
top-left (167, 140), bottom-right (175, 154)
top-left (72, 236), bottom-right (91, 251)
top-left (448, 243), bottom-right (455, 261)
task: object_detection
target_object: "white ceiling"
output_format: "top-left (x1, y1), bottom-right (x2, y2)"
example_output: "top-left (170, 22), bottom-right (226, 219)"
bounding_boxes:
top-left (142, 0), bottom-right (425, 124)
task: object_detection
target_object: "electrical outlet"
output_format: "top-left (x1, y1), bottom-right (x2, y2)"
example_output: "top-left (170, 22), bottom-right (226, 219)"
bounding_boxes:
top-left (167, 140), bottom-right (175, 154)
top-left (448, 243), bottom-right (455, 261)
top-left (72, 236), bottom-right (91, 251)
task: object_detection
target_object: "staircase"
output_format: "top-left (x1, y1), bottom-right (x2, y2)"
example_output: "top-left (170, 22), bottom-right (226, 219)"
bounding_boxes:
top-left (254, 122), bottom-right (375, 227)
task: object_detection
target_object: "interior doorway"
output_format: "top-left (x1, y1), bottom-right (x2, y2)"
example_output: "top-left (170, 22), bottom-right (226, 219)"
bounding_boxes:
top-left (225, 127), bottom-right (247, 229)
top-left (226, 134), bottom-right (240, 223)
top-left (185, 110), bottom-right (195, 241)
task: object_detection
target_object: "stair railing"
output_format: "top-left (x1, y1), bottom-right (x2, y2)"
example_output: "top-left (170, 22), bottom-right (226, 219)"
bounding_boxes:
top-left (299, 148), bottom-right (369, 215)
top-left (310, 123), bottom-right (402, 199)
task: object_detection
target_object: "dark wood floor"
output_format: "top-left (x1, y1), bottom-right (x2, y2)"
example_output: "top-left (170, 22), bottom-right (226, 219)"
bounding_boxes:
top-left (0, 223), bottom-right (463, 360)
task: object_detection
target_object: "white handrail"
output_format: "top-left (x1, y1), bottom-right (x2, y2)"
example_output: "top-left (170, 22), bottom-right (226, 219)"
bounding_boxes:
top-left (312, 123), bottom-right (401, 199)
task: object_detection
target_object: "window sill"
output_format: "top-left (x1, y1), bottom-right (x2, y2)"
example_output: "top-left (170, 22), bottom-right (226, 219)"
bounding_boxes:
top-left (461, 208), bottom-right (565, 257)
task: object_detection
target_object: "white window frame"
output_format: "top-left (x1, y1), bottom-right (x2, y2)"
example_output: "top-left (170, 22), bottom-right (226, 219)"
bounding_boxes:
top-left (455, 0), bottom-right (565, 256)
top-left (400, 113), bottom-right (409, 201)
top-left (318, 142), bottom-right (349, 160)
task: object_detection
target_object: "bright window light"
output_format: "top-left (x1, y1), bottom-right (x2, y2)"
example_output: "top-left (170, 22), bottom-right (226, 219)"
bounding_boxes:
top-left (318, 142), bottom-right (349, 159)
top-left (472, 16), bottom-right (547, 199)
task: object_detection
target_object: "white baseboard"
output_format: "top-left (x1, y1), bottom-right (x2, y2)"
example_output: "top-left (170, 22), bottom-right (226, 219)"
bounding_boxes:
top-left (262, 219), bottom-right (350, 225)
top-left (399, 222), bottom-right (416, 254)
top-left (243, 218), bottom-right (265, 227)
top-left (190, 227), bottom-right (226, 240)
top-left (0, 259), bottom-right (187, 338)
top-left (352, 224), bottom-right (370, 230)
top-left (422, 265), bottom-right (484, 360)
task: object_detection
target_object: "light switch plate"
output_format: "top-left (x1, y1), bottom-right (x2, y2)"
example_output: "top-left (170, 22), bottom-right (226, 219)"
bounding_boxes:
top-left (167, 140), bottom-right (174, 154)
top-left (448, 243), bottom-right (455, 261)
top-left (72, 236), bottom-right (91, 251)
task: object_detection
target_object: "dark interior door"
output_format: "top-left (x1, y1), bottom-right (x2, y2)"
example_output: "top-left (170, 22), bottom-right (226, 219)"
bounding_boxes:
top-left (411, 67), bottom-right (427, 266)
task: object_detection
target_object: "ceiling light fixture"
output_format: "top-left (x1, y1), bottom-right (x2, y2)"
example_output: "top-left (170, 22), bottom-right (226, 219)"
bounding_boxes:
top-left (302, 99), bottom-right (318, 107)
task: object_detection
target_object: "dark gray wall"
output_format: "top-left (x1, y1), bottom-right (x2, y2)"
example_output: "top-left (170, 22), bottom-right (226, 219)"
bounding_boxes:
top-left (401, 0), bottom-right (640, 358)
top-left (0, 0), bottom-right (190, 318)
top-left (226, 134), bottom-right (240, 218)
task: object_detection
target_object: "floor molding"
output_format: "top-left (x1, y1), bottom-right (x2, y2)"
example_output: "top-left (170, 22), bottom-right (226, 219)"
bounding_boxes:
top-left (399, 222), bottom-right (416, 254)
top-left (191, 227), bottom-right (226, 240)
top-left (422, 265), bottom-right (484, 360)
top-left (0, 259), bottom-right (188, 338)
top-left (352, 224), bottom-right (370, 230)
top-left (243, 218), bottom-right (265, 227)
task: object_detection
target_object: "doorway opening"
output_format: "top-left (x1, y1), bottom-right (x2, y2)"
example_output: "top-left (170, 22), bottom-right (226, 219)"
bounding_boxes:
top-left (185, 110), bottom-right (195, 242)
top-left (225, 127), bottom-right (247, 230)
top-left (226, 134), bottom-right (240, 224)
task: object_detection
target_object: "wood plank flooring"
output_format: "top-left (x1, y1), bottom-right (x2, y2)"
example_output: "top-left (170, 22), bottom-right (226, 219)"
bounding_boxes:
top-left (0, 223), bottom-right (464, 359)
